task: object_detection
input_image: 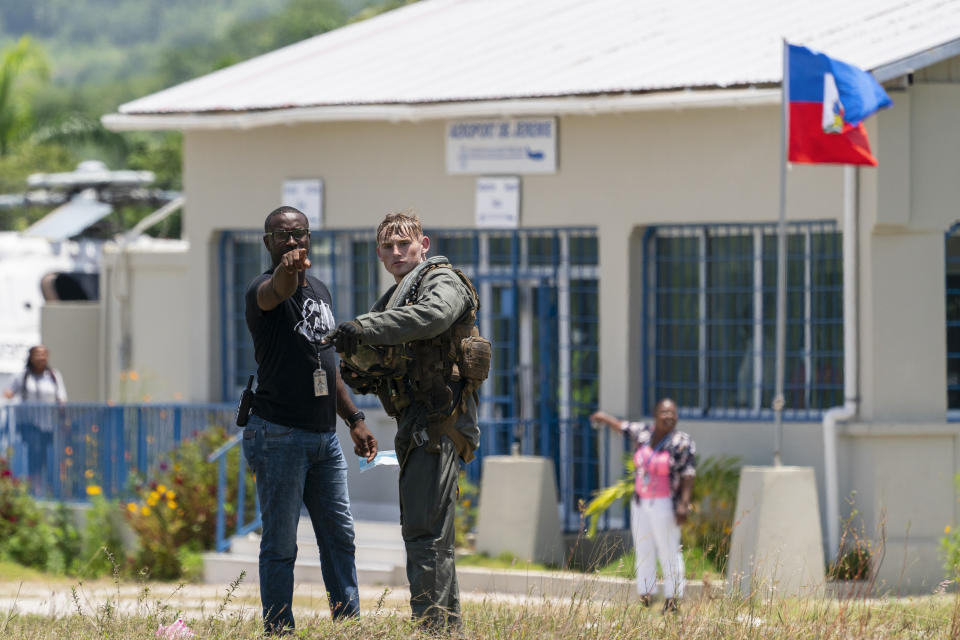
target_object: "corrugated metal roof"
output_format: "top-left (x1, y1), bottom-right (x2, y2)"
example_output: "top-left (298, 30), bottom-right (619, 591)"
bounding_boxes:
top-left (116, 0), bottom-right (960, 117)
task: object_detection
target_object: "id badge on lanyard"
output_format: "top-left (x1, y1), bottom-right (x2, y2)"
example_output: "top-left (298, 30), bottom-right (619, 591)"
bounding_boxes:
top-left (313, 368), bottom-right (328, 396)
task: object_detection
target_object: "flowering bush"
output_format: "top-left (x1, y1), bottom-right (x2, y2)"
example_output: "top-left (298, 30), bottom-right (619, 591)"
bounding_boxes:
top-left (0, 457), bottom-right (55, 569)
top-left (125, 426), bottom-right (257, 580)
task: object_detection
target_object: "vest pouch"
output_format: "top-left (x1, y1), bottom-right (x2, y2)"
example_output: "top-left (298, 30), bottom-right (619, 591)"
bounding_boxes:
top-left (459, 336), bottom-right (491, 383)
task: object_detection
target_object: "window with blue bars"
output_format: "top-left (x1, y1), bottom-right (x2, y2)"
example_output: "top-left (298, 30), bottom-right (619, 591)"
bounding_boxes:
top-left (644, 221), bottom-right (843, 420)
top-left (946, 224), bottom-right (960, 415)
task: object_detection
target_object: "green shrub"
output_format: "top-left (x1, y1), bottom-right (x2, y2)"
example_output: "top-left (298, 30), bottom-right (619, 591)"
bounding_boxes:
top-left (48, 502), bottom-right (82, 575)
top-left (455, 470), bottom-right (479, 548)
top-left (124, 426), bottom-right (256, 580)
top-left (80, 495), bottom-right (129, 578)
top-left (0, 457), bottom-right (54, 570)
top-left (829, 539), bottom-right (873, 580)
top-left (682, 455), bottom-right (740, 570)
top-left (942, 473), bottom-right (960, 579)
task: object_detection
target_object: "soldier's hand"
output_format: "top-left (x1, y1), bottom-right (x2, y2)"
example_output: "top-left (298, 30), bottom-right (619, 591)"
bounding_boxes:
top-left (350, 421), bottom-right (378, 462)
top-left (333, 320), bottom-right (362, 357)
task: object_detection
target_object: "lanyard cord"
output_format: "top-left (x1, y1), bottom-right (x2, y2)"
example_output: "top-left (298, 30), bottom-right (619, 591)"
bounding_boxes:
top-left (300, 274), bottom-right (335, 368)
top-left (640, 428), bottom-right (671, 480)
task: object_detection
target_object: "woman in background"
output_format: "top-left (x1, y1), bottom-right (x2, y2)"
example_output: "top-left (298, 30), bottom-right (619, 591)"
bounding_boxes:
top-left (591, 398), bottom-right (696, 613)
top-left (4, 345), bottom-right (67, 492)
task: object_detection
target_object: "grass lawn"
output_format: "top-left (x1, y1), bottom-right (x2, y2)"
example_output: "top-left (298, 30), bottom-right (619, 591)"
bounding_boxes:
top-left (0, 580), bottom-right (953, 639)
top-left (0, 559), bottom-right (953, 638)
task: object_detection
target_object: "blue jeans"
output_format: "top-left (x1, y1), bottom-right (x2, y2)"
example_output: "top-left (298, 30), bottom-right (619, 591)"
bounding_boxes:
top-left (242, 415), bottom-right (360, 633)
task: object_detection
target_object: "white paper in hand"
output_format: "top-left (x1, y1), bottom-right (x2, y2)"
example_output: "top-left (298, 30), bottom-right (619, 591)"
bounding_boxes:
top-left (358, 450), bottom-right (399, 472)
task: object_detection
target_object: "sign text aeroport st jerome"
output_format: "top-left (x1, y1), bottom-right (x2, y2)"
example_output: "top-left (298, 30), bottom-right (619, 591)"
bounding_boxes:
top-left (445, 118), bottom-right (557, 175)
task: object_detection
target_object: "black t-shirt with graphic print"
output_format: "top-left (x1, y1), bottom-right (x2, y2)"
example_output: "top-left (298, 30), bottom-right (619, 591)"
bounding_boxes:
top-left (244, 270), bottom-right (338, 432)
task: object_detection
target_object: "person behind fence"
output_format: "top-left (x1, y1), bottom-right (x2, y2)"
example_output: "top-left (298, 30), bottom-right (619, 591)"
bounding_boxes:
top-left (329, 210), bottom-right (489, 632)
top-left (590, 398), bottom-right (696, 613)
top-left (242, 205), bottom-right (378, 635)
top-left (3, 345), bottom-right (67, 491)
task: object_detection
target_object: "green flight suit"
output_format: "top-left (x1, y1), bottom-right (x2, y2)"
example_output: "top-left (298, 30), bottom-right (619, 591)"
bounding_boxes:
top-left (354, 256), bottom-right (480, 629)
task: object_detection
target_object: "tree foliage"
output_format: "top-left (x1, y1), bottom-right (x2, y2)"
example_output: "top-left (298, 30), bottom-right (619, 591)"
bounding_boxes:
top-left (0, 0), bottom-right (408, 233)
top-left (0, 36), bottom-right (50, 155)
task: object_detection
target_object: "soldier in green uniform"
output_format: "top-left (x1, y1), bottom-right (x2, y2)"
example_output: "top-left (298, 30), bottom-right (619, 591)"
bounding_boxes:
top-left (331, 211), bottom-right (488, 632)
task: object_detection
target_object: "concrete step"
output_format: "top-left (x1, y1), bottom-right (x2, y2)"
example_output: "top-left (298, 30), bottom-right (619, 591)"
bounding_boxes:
top-left (296, 518), bottom-right (403, 544)
top-left (230, 532), bottom-right (405, 566)
top-left (202, 551), bottom-right (406, 587)
top-left (204, 515), bottom-right (407, 587)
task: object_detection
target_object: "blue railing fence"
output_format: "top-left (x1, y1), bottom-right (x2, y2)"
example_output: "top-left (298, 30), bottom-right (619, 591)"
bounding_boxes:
top-left (0, 402), bottom-right (233, 500)
top-left (207, 433), bottom-right (261, 552)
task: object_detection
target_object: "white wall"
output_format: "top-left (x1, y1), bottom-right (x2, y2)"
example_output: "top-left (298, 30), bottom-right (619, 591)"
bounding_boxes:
top-left (101, 240), bottom-right (191, 402)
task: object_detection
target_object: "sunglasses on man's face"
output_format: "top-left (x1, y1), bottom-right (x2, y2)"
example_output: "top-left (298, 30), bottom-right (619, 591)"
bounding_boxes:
top-left (265, 228), bottom-right (309, 242)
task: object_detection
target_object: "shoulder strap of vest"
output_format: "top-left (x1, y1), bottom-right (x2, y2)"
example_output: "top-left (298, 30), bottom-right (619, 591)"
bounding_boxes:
top-left (404, 262), bottom-right (481, 314)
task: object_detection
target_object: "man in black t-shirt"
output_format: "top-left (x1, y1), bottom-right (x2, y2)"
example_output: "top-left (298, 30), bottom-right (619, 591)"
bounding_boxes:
top-left (242, 206), bottom-right (377, 635)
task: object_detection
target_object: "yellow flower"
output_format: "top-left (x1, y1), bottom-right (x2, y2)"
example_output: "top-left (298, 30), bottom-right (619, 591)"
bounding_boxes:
top-left (167, 500), bottom-right (178, 510)
top-left (157, 484), bottom-right (167, 494)
top-left (947, 525), bottom-right (952, 535)
top-left (165, 490), bottom-right (176, 500)
top-left (86, 485), bottom-right (102, 496)
top-left (148, 491), bottom-right (160, 502)
top-left (127, 502), bottom-right (138, 513)
top-left (723, 526), bottom-right (732, 535)
top-left (147, 496), bottom-right (158, 507)
top-left (461, 499), bottom-right (471, 508)
top-left (141, 506), bottom-right (151, 516)
top-left (84, 469), bottom-right (94, 479)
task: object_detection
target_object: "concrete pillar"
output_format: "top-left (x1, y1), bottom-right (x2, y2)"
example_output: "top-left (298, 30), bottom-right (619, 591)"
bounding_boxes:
top-left (727, 466), bottom-right (826, 597)
top-left (475, 456), bottom-right (564, 566)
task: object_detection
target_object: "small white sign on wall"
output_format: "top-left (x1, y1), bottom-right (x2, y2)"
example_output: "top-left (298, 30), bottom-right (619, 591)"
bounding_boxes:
top-left (281, 179), bottom-right (324, 229)
top-left (475, 176), bottom-right (520, 229)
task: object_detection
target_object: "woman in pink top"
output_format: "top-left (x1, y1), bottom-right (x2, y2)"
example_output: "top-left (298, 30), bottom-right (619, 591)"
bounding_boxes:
top-left (591, 398), bottom-right (696, 613)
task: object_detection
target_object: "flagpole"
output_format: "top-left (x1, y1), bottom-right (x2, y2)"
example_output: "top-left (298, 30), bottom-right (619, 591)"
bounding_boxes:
top-left (773, 39), bottom-right (789, 467)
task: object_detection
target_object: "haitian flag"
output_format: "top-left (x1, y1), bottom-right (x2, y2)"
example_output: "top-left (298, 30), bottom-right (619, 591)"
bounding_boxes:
top-left (788, 44), bottom-right (892, 166)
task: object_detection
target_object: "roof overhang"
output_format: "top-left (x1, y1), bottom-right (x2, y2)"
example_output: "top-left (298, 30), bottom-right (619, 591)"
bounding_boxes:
top-left (102, 87), bottom-right (781, 132)
top-left (872, 37), bottom-right (960, 82)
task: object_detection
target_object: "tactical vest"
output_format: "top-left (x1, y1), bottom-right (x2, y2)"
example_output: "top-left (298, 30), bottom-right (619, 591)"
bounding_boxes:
top-left (340, 262), bottom-right (491, 463)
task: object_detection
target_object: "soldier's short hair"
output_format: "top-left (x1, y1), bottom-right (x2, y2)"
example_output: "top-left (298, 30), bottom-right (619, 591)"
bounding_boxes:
top-left (376, 210), bottom-right (423, 245)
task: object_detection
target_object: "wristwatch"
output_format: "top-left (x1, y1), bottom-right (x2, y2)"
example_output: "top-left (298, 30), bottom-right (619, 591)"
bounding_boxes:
top-left (346, 410), bottom-right (365, 428)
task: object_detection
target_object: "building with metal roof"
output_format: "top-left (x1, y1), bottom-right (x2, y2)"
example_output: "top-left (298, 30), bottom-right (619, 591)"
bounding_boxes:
top-left (79, 0), bottom-right (960, 593)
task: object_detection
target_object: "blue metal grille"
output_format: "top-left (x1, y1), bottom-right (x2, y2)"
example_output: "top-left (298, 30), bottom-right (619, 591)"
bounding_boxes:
top-left (946, 224), bottom-right (960, 416)
top-left (429, 228), bottom-right (601, 531)
top-left (219, 227), bottom-right (601, 532)
top-left (644, 221), bottom-right (843, 420)
top-left (1, 403), bottom-right (232, 500)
